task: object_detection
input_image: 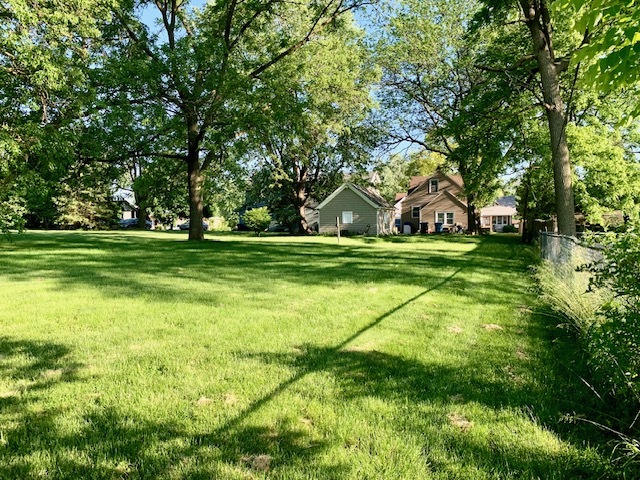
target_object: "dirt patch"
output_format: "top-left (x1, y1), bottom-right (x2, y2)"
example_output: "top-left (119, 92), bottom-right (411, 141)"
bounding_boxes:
top-left (448, 394), bottom-right (464, 403)
top-left (448, 412), bottom-right (473, 432)
top-left (516, 350), bottom-right (529, 360)
top-left (41, 368), bottom-right (64, 379)
top-left (343, 342), bottom-right (376, 353)
top-left (195, 396), bottom-right (213, 406)
top-left (223, 393), bottom-right (238, 405)
top-left (447, 326), bottom-right (464, 334)
top-left (481, 324), bottom-right (504, 331)
top-left (241, 454), bottom-right (272, 472)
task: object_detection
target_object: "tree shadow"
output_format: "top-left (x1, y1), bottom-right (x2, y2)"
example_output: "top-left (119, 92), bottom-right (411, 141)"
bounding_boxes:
top-left (0, 232), bottom-right (529, 309)
top-left (0, 337), bottom-right (81, 409)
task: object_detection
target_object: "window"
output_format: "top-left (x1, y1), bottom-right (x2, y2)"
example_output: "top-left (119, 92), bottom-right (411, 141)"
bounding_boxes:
top-left (492, 215), bottom-right (509, 225)
top-left (411, 206), bottom-right (420, 218)
top-left (436, 212), bottom-right (454, 225)
top-left (342, 211), bottom-right (353, 224)
top-left (430, 179), bottom-right (439, 193)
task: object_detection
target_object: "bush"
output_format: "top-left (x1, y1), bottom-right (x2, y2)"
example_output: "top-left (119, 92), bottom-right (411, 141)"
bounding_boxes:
top-left (537, 227), bottom-right (640, 474)
top-left (584, 229), bottom-right (640, 419)
top-left (502, 224), bottom-right (518, 233)
top-left (244, 207), bottom-right (271, 236)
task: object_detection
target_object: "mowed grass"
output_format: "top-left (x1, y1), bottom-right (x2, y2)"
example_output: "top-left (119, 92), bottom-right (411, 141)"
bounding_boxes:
top-left (0, 231), bottom-right (611, 479)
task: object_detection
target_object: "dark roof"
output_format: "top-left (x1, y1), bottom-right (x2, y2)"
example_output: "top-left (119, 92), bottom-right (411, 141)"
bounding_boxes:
top-left (350, 183), bottom-right (394, 209)
top-left (495, 196), bottom-right (516, 208)
top-left (408, 176), bottom-right (428, 192)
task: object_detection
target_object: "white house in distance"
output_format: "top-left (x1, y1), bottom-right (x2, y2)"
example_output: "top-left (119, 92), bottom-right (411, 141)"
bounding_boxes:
top-left (480, 196), bottom-right (518, 232)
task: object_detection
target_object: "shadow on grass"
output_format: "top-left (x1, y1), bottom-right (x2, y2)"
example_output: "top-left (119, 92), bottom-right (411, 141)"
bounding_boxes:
top-left (0, 337), bottom-right (81, 409)
top-left (0, 232), bottom-right (530, 309)
top-left (0, 233), bottom-right (617, 478)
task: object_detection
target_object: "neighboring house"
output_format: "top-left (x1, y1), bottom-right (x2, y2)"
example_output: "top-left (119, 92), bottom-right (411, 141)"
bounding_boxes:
top-left (400, 171), bottom-right (467, 233)
top-left (113, 189), bottom-right (137, 220)
top-left (317, 182), bottom-right (395, 235)
top-left (480, 196), bottom-right (518, 232)
top-left (394, 192), bottom-right (406, 230)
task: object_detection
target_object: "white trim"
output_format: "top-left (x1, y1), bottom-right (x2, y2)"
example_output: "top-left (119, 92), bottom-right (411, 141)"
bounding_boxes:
top-left (316, 183), bottom-right (380, 210)
top-left (435, 211), bottom-right (455, 225)
top-left (342, 211), bottom-right (353, 224)
top-left (411, 205), bottom-right (420, 219)
top-left (429, 178), bottom-right (439, 193)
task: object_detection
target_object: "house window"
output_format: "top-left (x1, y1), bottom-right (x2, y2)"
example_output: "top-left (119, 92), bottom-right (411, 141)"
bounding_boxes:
top-left (436, 212), bottom-right (454, 225)
top-left (492, 215), bottom-right (509, 225)
top-left (430, 178), bottom-right (439, 193)
top-left (342, 211), bottom-right (353, 224)
top-left (411, 206), bottom-right (420, 218)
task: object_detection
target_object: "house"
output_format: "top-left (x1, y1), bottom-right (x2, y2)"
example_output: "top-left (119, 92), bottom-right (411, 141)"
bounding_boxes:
top-left (394, 192), bottom-right (406, 230)
top-left (113, 189), bottom-right (137, 220)
top-left (480, 196), bottom-right (518, 232)
top-left (400, 171), bottom-right (467, 233)
top-left (316, 182), bottom-right (396, 235)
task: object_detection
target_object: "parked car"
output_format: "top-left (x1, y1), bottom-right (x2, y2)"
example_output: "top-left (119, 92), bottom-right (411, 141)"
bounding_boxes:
top-left (179, 221), bottom-right (209, 231)
top-left (119, 218), bottom-right (152, 229)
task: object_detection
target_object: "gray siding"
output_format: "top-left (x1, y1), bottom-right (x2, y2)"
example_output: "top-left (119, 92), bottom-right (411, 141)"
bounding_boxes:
top-left (319, 188), bottom-right (379, 234)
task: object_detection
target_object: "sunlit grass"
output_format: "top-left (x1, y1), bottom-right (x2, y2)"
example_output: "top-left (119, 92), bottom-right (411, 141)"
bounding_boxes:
top-left (0, 231), bottom-right (613, 479)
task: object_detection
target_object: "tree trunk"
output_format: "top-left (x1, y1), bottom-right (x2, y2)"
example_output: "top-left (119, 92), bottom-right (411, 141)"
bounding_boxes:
top-left (293, 164), bottom-right (311, 235)
top-left (520, 0), bottom-right (576, 236)
top-left (521, 171), bottom-right (532, 243)
top-left (466, 200), bottom-right (478, 235)
top-left (187, 148), bottom-right (205, 241)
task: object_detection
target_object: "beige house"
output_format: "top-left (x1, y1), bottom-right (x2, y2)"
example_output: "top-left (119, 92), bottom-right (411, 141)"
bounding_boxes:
top-left (480, 204), bottom-right (518, 232)
top-left (317, 183), bottom-right (395, 235)
top-left (400, 171), bottom-right (468, 233)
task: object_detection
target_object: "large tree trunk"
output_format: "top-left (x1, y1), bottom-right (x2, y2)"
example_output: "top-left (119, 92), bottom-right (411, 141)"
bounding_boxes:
top-left (293, 164), bottom-right (311, 235)
top-left (466, 197), bottom-right (479, 235)
top-left (187, 147), bottom-right (205, 241)
top-left (520, 0), bottom-right (576, 236)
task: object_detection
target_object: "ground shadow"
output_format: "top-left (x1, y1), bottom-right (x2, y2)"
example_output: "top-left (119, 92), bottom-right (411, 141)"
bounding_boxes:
top-left (0, 232), bottom-right (529, 309)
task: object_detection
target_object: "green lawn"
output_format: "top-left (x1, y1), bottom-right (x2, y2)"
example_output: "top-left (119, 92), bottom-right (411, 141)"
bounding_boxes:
top-left (0, 231), bottom-right (612, 479)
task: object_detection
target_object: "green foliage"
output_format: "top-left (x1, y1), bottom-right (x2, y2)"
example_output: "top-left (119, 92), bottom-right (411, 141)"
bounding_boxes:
top-left (502, 224), bottom-right (518, 233)
top-left (0, 193), bottom-right (25, 235)
top-left (559, 0), bottom-right (640, 115)
top-left (585, 229), bottom-right (640, 415)
top-left (373, 0), bottom-right (514, 225)
top-left (246, 16), bottom-right (377, 233)
top-left (537, 229), bottom-right (640, 473)
top-left (243, 207), bottom-right (272, 235)
top-left (376, 151), bottom-right (444, 202)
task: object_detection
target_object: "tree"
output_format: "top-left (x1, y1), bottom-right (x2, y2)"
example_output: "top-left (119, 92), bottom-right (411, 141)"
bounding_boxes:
top-left (516, 96), bottom-right (640, 241)
top-left (0, 0), bottom-right (112, 232)
top-left (245, 17), bottom-right (377, 234)
top-left (373, 0), bottom-right (511, 233)
top-left (562, 0), bottom-right (640, 111)
top-left (99, 0), bottom-right (371, 241)
top-left (474, 0), bottom-right (587, 235)
top-left (376, 151), bottom-right (444, 202)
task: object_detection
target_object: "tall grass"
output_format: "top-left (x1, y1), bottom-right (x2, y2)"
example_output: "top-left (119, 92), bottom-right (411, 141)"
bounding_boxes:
top-left (535, 232), bottom-right (640, 477)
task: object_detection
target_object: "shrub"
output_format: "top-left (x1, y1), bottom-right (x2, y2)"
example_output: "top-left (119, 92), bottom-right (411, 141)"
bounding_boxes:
top-left (584, 228), bottom-right (640, 421)
top-left (537, 227), bottom-right (640, 474)
top-left (244, 207), bottom-right (271, 236)
top-left (502, 224), bottom-right (518, 233)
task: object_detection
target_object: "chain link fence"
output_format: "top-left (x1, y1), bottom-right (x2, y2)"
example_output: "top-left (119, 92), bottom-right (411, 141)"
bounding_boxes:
top-left (539, 232), bottom-right (604, 291)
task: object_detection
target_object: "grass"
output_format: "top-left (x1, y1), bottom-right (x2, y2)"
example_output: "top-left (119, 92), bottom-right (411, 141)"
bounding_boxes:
top-left (0, 231), bottom-right (614, 479)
